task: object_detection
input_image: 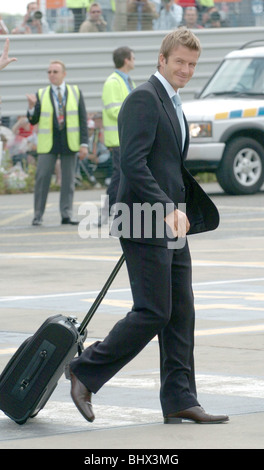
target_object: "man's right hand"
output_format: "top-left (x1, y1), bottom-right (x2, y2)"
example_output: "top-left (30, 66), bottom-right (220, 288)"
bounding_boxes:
top-left (26, 93), bottom-right (37, 109)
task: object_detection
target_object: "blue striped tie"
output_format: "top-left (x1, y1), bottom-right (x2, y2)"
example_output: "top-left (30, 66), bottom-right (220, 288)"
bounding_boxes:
top-left (172, 94), bottom-right (186, 150)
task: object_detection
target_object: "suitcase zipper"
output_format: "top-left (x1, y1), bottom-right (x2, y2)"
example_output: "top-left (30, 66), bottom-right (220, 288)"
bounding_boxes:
top-left (11, 339), bottom-right (56, 400)
top-left (20, 349), bottom-right (48, 390)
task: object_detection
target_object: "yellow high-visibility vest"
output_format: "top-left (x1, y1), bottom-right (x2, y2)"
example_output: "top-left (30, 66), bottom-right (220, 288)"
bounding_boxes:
top-left (66, 0), bottom-right (90, 8)
top-left (102, 72), bottom-right (135, 147)
top-left (37, 85), bottom-right (80, 153)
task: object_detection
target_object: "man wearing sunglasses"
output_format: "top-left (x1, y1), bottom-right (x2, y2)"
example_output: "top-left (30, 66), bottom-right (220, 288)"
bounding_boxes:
top-left (26, 60), bottom-right (88, 226)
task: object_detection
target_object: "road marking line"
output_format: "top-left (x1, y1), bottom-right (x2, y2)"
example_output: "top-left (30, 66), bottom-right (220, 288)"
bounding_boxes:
top-left (1, 323), bottom-right (264, 356)
top-left (194, 260), bottom-right (264, 268)
top-left (193, 277), bottom-right (264, 286)
top-left (0, 277), bottom-right (264, 303)
top-left (222, 218), bottom-right (264, 223)
top-left (0, 203), bottom-right (55, 227)
top-left (0, 347), bottom-right (19, 354)
top-left (194, 290), bottom-right (264, 301)
top-left (106, 373), bottom-right (264, 399)
top-left (82, 298), bottom-right (133, 308)
top-left (0, 253), bottom-right (120, 261)
top-left (195, 323), bottom-right (264, 336)
top-left (0, 209), bottom-right (33, 226)
top-left (0, 231), bottom-right (81, 238)
top-left (195, 304), bottom-right (264, 312)
top-left (1, 252), bottom-right (264, 269)
top-left (0, 402), bottom-right (163, 428)
top-left (217, 205), bottom-right (264, 211)
top-left (217, 227), bottom-right (264, 231)
top-left (191, 248), bottom-right (264, 253)
top-left (81, 298), bottom-right (264, 312)
top-left (0, 287), bottom-right (130, 302)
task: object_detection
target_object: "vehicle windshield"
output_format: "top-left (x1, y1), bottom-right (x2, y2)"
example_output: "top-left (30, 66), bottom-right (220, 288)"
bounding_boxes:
top-left (200, 57), bottom-right (264, 98)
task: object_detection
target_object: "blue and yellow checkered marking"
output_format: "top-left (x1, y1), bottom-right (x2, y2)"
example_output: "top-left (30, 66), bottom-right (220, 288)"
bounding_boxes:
top-left (215, 107), bottom-right (264, 120)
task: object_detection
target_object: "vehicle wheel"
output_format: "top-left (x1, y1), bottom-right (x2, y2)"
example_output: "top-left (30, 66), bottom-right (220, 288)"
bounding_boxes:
top-left (216, 137), bottom-right (264, 195)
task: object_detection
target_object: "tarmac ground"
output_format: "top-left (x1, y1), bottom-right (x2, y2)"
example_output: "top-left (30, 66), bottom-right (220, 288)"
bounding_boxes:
top-left (0, 183), bottom-right (264, 455)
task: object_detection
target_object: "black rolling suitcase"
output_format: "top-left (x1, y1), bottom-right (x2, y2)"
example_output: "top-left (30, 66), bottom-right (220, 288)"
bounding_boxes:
top-left (0, 254), bottom-right (125, 425)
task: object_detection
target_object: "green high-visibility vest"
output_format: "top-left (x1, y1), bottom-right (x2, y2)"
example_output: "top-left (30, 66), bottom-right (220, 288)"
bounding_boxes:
top-left (200, 0), bottom-right (214, 6)
top-left (37, 85), bottom-right (80, 153)
top-left (102, 72), bottom-right (135, 147)
top-left (66, 0), bottom-right (90, 8)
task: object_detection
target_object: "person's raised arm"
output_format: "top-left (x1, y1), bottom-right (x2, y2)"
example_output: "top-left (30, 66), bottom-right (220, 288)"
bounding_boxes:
top-left (0, 38), bottom-right (17, 71)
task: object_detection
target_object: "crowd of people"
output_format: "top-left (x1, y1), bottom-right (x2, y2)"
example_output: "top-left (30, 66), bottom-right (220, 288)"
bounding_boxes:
top-left (0, 0), bottom-right (261, 35)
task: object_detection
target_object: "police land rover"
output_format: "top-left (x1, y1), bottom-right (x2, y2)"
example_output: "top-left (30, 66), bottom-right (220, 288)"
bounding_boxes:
top-left (183, 40), bottom-right (264, 195)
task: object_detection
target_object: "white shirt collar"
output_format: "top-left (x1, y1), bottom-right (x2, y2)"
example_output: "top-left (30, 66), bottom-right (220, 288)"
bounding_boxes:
top-left (154, 70), bottom-right (180, 100)
top-left (51, 81), bottom-right (66, 95)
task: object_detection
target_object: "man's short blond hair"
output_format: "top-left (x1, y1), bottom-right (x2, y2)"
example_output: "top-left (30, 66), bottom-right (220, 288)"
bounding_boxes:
top-left (158, 27), bottom-right (201, 68)
top-left (89, 2), bottom-right (101, 10)
top-left (49, 60), bottom-right (66, 73)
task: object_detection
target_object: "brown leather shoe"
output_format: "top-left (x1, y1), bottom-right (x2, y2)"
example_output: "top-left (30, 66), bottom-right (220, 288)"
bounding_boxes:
top-left (164, 406), bottom-right (229, 424)
top-left (70, 370), bottom-right (95, 423)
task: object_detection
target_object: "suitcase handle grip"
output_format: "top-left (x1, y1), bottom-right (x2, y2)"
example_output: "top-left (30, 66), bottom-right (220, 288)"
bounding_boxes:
top-left (20, 350), bottom-right (47, 390)
top-left (78, 254), bottom-right (125, 335)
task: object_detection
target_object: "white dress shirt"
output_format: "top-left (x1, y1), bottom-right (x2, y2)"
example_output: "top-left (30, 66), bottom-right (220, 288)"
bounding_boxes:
top-left (154, 70), bottom-right (185, 149)
top-left (28, 81), bottom-right (66, 119)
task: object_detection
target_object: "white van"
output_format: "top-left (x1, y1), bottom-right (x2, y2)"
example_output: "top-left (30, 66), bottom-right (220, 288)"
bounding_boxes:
top-left (183, 40), bottom-right (264, 195)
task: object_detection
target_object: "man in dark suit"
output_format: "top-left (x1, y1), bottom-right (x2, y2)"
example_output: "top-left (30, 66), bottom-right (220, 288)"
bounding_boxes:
top-left (27, 60), bottom-right (88, 226)
top-left (69, 28), bottom-right (229, 424)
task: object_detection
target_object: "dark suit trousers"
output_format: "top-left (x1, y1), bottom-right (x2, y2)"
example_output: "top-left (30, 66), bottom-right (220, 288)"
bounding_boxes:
top-left (70, 238), bottom-right (200, 415)
top-left (106, 146), bottom-right (120, 214)
top-left (34, 153), bottom-right (76, 220)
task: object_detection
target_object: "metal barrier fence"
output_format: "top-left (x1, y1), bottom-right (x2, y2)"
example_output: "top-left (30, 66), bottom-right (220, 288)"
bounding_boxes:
top-left (0, 26), bottom-right (264, 119)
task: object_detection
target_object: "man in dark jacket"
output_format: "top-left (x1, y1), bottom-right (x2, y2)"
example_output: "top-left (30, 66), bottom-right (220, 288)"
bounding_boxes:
top-left (69, 28), bottom-right (229, 425)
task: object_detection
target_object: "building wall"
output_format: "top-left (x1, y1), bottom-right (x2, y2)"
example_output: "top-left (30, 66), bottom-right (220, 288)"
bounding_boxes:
top-left (0, 26), bottom-right (263, 117)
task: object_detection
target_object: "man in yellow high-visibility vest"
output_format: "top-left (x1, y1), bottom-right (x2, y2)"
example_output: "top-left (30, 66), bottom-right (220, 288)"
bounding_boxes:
top-left (99, 46), bottom-right (135, 225)
top-left (27, 60), bottom-right (88, 226)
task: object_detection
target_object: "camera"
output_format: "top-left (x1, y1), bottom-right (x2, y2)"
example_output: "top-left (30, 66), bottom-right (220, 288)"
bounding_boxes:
top-left (27, 10), bottom-right (43, 23)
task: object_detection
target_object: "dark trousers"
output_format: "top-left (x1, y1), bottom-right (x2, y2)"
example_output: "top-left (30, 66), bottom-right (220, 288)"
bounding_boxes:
top-left (106, 147), bottom-right (120, 214)
top-left (70, 238), bottom-right (200, 415)
top-left (70, 8), bottom-right (87, 32)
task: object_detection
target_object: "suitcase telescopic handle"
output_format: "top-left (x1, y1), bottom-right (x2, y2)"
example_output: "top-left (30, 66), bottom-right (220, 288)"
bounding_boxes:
top-left (78, 254), bottom-right (125, 335)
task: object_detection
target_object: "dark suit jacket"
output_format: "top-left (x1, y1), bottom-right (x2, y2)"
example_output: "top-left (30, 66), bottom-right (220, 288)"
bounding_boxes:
top-left (111, 74), bottom-right (219, 246)
top-left (27, 85), bottom-right (88, 155)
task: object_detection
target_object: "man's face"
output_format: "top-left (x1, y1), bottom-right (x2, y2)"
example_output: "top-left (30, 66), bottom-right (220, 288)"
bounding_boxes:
top-left (89, 6), bottom-right (102, 21)
top-left (28, 2), bottom-right (38, 13)
top-left (47, 63), bottom-right (66, 86)
top-left (159, 45), bottom-right (199, 91)
top-left (185, 10), bottom-right (197, 26)
top-left (125, 52), bottom-right (135, 71)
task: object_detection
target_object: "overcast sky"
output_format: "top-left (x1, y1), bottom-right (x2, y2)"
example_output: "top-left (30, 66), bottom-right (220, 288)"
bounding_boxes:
top-left (1, 1), bottom-right (52, 16)
top-left (1, 1), bottom-right (30, 15)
